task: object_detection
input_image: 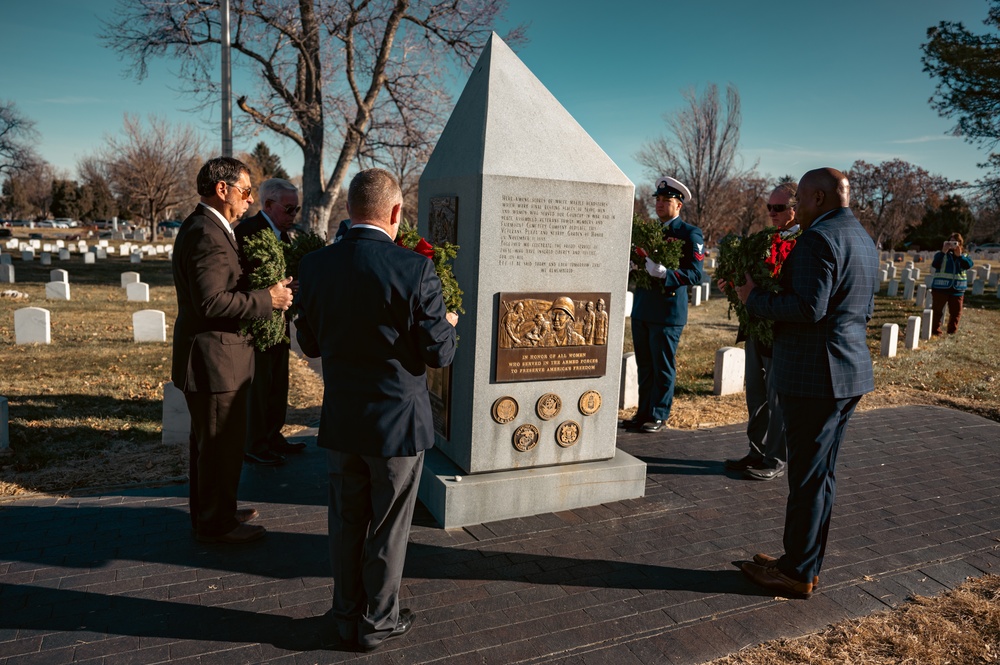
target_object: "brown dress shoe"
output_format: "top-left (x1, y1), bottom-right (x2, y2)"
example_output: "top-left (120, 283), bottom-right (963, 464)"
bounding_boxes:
top-left (235, 508), bottom-right (259, 523)
top-left (195, 524), bottom-right (267, 544)
top-left (752, 553), bottom-right (819, 588)
top-left (741, 561), bottom-right (813, 598)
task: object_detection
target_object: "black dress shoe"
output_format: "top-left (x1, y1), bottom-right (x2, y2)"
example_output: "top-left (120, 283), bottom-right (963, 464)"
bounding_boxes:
top-left (741, 561), bottom-right (813, 598)
top-left (618, 416), bottom-right (646, 429)
top-left (360, 609), bottom-right (415, 652)
top-left (641, 419), bottom-right (666, 432)
top-left (724, 453), bottom-right (764, 471)
top-left (195, 524), bottom-right (267, 544)
top-left (244, 450), bottom-right (286, 466)
top-left (745, 465), bottom-right (785, 481)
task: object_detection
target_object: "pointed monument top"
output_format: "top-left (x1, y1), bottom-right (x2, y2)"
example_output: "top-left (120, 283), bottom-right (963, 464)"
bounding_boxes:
top-left (423, 33), bottom-right (632, 185)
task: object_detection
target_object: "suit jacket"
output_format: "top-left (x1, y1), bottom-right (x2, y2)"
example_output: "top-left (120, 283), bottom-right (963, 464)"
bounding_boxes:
top-left (171, 205), bottom-right (273, 392)
top-left (235, 211), bottom-right (292, 341)
top-left (631, 217), bottom-right (705, 326)
top-left (295, 226), bottom-right (457, 457)
top-left (745, 207), bottom-right (879, 399)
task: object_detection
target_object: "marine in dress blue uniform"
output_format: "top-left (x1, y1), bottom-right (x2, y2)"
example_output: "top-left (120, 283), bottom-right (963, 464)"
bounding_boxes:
top-left (624, 176), bottom-right (704, 433)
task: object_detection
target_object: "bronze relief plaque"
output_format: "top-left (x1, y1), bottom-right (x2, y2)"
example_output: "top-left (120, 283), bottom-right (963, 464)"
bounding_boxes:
top-left (495, 292), bottom-right (611, 383)
top-left (578, 390), bottom-right (602, 416)
top-left (556, 420), bottom-right (581, 448)
top-left (535, 393), bottom-right (562, 421)
top-left (491, 396), bottom-right (519, 424)
top-left (512, 424), bottom-right (540, 452)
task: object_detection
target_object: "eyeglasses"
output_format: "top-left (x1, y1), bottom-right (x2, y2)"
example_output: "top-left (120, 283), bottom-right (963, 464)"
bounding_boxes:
top-left (766, 204), bottom-right (792, 213)
top-left (228, 183), bottom-right (253, 200)
top-left (280, 203), bottom-right (301, 216)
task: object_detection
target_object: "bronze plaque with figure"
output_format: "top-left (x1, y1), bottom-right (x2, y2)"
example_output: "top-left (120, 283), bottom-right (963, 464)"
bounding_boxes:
top-left (495, 292), bottom-right (610, 383)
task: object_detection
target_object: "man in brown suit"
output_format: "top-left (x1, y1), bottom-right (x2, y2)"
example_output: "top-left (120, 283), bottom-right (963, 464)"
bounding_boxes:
top-left (172, 157), bottom-right (294, 544)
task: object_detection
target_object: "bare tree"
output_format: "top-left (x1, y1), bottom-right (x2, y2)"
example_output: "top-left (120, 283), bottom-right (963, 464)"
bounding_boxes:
top-left (1, 157), bottom-right (55, 221)
top-left (635, 83), bottom-right (751, 242)
top-left (102, 0), bottom-right (524, 239)
top-left (0, 100), bottom-right (40, 179)
top-left (98, 114), bottom-right (203, 241)
top-left (849, 159), bottom-right (953, 251)
top-left (727, 174), bottom-right (771, 236)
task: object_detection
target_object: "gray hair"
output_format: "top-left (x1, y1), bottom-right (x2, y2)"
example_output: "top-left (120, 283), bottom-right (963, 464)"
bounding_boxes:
top-left (772, 181), bottom-right (798, 207)
top-left (258, 178), bottom-right (298, 205)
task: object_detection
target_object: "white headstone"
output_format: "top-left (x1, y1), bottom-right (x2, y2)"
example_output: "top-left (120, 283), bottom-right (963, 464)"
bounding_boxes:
top-left (912, 268), bottom-right (921, 281)
top-left (902, 268), bottom-right (913, 282)
top-left (989, 272), bottom-right (999, 288)
top-left (0, 264), bottom-right (13, 283)
top-left (126, 282), bottom-right (150, 302)
top-left (887, 279), bottom-right (899, 297)
top-left (55, 240), bottom-right (65, 248)
top-left (44, 281), bottom-right (70, 301)
top-left (14, 307), bottom-right (51, 344)
top-left (706, 257), bottom-right (717, 270)
top-left (58, 248), bottom-right (70, 261)
top-left (6, 239), bottom-right (17, 249)
top-left (40, 252), bottom-right (51, 266)
top-left (29, 239), bottom-right (40, 249)
top-left (49, 269), bottom-right (68, 283)
top-left (980, 264), bottom-right (991, 280)
top-left (21, 249), bottom-right (34, 262)
top-left (130, 252), bottom-right (142, 264)
top-left (99, 239), bottom-right (109, 248)
top-left (879, 269), bottom-right (888, 282)
top-left (133, 309), bottom-right (167, 343)
top-left (880, 323), bottom-right (898, 357)
top-left (624, 290), bottom-right (633, 318)
top-left (902, 279), bottom-right (915, 301)
top-left (95, 248), bottom-right (107, 260)
top-left (42, 243), bottom-right (53, 252)
top-left (701, 282), bottom-right (710, 302)
top-left (83, 252), bottom-right (95, 264)
top-left (121, 271), bottom-right (140, 288)
top-left (691, 284), bottom-right (702, 307)
top-left (904, 316), bottom-right (920, 350)
top-left (713, 346), bottom-right (745, 396)
top-left (0, 253), bottom-right (9, 265)
top-left (887, 265), bottom-right (897, 280)
top-left (619, 352), bottom-right (638, 409)
top-left (161, 381), bottom-right (191, 447)
top-left (916, 284), bottom-right (926, 305)
top-left (925, 288), bottom-right (935, 309)
top-left (921, 308), bottom-right (933, 341)
top-left (972, 279), bottom-right (985, 296)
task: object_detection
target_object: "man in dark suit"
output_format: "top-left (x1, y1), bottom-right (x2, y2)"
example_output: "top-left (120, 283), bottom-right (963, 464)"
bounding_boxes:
top-left (235, 178), bottom-right (304, 466)
top-left (622, 175), bottom-right (704, 433)
top-left (736, 168), bottom-right (879, 597)
top-left (295, 168), bottom-right (458, 651)
top-left (172, 157), bottom-right (294, 544)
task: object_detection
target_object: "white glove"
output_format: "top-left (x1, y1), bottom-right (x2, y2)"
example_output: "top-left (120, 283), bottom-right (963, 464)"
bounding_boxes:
top-left (645, 257), bottom-right (667, 279)
top-left (629, 260), bottom-right (637, 271)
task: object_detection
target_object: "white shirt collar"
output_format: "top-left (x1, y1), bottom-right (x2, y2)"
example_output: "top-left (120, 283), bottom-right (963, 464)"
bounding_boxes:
top-left (198, 202), bottom-right (235, 238)
top-left (260, 210), bottom-right (281, 239)
top-left (352, 223), bottom-right (393, 240)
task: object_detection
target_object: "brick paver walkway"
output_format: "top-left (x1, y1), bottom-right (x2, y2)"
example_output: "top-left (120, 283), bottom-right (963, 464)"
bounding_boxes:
top-left (2, 405), bottom-right (998, 664)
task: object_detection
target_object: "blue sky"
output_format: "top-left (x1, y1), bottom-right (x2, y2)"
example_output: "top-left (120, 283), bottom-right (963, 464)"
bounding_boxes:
top-left (0, 0), bottom-right (993, 190)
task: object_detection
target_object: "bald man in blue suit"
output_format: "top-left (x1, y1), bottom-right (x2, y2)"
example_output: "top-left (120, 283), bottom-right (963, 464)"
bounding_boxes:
top-left (736, 167), bottom-right (879, 598)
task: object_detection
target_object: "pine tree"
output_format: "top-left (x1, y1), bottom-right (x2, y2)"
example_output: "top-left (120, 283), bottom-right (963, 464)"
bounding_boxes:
top-left (249, 142), bottom-right (289, 181)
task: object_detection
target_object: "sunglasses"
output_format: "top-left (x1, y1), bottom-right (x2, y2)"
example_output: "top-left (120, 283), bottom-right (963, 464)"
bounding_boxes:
top-left (228, 183), bottom-right (253, 200)
top-left (766, 204), bottom-right (791, 213)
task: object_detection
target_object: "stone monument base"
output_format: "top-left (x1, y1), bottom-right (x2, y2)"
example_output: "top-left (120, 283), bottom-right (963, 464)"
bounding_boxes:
top-left (418, 448), bottom-right (647, 529)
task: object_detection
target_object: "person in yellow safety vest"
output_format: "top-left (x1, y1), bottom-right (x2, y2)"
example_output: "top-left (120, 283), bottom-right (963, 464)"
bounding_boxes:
top-left (930, 232), bottom-right (975, 335)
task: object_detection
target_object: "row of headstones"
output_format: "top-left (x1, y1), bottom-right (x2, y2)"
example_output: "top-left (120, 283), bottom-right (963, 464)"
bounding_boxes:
top-left (884, 270), bottom-right (1000, 304)
top-left (12, 306), bottom-right (168, 344)
top-left (881, 310), bottom-right (934, 356)
top-left (0, 268), bottom-right (154, 302)
top-left (618, 346), bottom-right (745, 406)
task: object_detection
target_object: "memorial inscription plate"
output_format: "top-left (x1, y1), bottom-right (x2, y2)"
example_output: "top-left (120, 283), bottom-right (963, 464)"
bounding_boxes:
top-left (495, 291), bottom-right (611, 383)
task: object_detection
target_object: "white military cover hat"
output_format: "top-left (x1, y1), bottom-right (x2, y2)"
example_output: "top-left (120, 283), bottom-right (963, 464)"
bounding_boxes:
top-left (653, 175), bottom-right (692, 202)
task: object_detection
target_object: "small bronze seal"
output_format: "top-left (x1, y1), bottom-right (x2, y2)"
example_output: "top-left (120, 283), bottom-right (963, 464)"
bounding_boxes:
top-left (556, 420), bottom-right (581, 448)
top-left (513, 424), bottom-right (540, 452)
top-left (578, 390), bottom-right (602, 416)
top-left (491, 396), bottom-right (519, 424)
top-left (535, 393), bottom-right (562, 420)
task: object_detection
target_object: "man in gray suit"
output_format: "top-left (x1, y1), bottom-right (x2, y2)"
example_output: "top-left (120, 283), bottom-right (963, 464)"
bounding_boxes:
top-left (736, 168), bottom-right (879, 598)
top-left (296, 168), bottom-right (458, 651)
top-left (172, 157), bottom-right (293, 544)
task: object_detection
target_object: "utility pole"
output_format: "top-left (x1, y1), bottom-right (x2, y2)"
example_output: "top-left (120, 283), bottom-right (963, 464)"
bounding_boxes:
top-left (220, 0), bottom-right (233, 157)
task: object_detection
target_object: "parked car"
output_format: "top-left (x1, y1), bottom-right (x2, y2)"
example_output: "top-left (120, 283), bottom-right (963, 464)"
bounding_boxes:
top-left (158, 220), bottom-right (182, 230)
top-left (976, 242), bottom-right (1000, 250)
